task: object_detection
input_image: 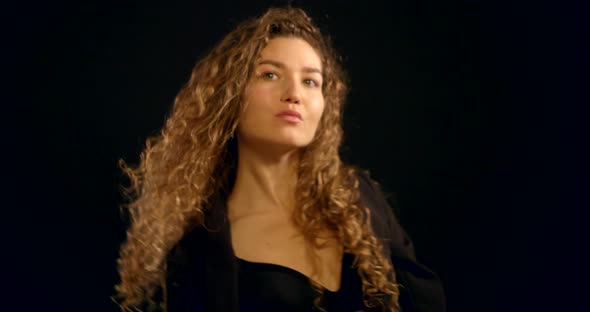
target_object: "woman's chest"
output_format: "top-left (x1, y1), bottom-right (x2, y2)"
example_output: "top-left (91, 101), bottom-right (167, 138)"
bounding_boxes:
top-left (230, 212), bottom-right (343, 291)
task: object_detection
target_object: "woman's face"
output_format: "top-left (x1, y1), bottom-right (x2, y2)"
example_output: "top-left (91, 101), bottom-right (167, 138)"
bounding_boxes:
top-left (238, 37), bottom-right (325, 152)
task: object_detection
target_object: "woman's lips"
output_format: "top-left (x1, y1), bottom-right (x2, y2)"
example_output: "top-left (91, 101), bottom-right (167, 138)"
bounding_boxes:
top-left (275, 110), bottom-right (302, 123)
top-left (276, 114), bottom-right (302, 123)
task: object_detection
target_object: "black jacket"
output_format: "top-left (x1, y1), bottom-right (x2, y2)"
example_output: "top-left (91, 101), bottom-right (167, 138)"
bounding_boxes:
top-left (166, 170), bottom-right (446, 312)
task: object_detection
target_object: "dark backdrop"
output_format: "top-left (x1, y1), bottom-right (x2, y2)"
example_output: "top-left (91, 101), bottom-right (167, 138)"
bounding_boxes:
top-left (3, 0), bottom-right (584, 311)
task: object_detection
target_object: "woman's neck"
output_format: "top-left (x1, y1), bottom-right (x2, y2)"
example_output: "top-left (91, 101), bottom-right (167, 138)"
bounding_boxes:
top-left (228, 142), bottom-right (301, 219)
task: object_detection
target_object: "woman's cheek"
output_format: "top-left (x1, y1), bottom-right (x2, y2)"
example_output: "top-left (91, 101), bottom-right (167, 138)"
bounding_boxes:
top-left (313, 100), bottom-right (326, 125)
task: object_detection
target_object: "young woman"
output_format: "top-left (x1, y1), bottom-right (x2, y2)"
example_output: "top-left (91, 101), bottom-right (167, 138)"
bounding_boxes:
top-left (114, 7), bottom-right (445, 312)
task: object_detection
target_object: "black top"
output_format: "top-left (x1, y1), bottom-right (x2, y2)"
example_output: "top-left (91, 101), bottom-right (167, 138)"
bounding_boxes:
top-left (166, 170), bottom-right (446, 312)
top-left (237, 253), bottom-right (379, 312)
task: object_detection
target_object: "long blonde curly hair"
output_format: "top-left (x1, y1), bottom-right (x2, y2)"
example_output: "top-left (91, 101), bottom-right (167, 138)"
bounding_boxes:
top-left (115, 7), bottom-right (399, 312)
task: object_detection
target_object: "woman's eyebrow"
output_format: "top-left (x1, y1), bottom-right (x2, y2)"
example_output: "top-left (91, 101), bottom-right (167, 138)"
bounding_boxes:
top-left (257, 59), bottom-right (322, 75)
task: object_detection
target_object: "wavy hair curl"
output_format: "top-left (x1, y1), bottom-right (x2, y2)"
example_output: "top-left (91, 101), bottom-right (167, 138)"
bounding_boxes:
top-left (115, 7), bottom-right (399, 311)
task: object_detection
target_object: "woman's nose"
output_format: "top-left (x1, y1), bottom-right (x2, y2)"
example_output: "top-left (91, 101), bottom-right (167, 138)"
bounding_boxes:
top-left (280, 79), bottom-right (302, 104)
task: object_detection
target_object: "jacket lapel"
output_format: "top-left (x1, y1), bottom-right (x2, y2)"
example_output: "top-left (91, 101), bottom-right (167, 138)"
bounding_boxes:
top-left (204, 193), bottom-right (239, 312)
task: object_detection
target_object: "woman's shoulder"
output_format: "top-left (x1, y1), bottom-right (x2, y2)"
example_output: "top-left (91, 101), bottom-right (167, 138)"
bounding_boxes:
top-left (354, 168), bottom-right (396, 219)
top-left (352, 167), bottom-right (418, 259)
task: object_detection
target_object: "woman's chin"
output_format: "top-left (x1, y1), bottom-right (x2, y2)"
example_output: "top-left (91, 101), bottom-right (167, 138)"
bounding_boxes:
top-left (254, 138), bottom-right (310, 153)
top-left (271, 135), bottom-right (313, 149)
top-left (238, 132), bottom-right (314, 152)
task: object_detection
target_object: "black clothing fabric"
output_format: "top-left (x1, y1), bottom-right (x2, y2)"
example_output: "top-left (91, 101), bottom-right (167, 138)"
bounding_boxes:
top-left (237, 253), bottom-right (377, 312)
top-left (237, 256), bottom-right (316, 312)
top-left (166, 170), bottom-right (446, 312)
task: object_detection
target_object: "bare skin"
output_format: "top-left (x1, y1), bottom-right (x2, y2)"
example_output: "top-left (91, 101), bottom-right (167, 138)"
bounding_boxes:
top-left (227, 37), bottom-right (343, 291)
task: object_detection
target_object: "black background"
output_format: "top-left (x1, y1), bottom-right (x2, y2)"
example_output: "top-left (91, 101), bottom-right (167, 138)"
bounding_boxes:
top-left (3, 0), bottom-right (585, 311)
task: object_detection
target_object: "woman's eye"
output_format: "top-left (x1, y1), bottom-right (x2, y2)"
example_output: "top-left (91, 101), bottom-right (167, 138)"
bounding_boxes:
top-left (304, 79), bottom-right (319, 87)
top-left (262, 72), bottom-right (277, 80)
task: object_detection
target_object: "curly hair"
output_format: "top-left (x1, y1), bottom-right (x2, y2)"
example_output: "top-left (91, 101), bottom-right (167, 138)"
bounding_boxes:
top-left (114, 7), bottom-right (400, 312)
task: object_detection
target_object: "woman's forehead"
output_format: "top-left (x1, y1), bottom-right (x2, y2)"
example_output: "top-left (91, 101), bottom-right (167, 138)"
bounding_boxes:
top-left (257, 37), bottom-right (323, 70)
